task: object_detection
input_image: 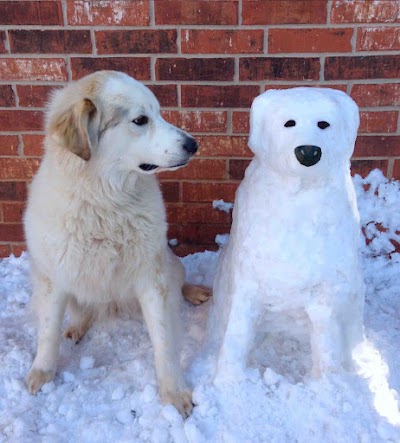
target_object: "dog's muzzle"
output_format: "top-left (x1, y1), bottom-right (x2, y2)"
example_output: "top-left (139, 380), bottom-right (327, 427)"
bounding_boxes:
top-left (294, 145), bottom-right (322, 167)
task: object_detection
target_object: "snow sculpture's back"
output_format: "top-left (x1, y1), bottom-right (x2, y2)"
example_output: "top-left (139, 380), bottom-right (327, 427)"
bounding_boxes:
top-left (206, 87), bottom-right (365, 381)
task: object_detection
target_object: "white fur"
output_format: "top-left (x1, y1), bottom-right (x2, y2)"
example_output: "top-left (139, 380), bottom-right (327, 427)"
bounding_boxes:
top-left (207, 87), bottom-right (365, 380)
top-left (24, 71), bottom-right (209, 417)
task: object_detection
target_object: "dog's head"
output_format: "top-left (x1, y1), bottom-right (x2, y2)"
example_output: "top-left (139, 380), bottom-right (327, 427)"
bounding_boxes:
top-left (248, 87), bottom-right (359, 178)
top-left (46, 71), bottom-right (197, 174)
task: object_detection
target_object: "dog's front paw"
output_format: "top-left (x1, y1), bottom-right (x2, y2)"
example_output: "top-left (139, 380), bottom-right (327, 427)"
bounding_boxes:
top-left (161, 389), bottom-right (193, 418)
top-left (26, 368), bottom-right (55, 394)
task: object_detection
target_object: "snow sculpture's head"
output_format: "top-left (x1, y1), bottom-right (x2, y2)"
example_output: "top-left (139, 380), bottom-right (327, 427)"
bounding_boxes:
top-left (248, 87), bottom-right (359, 177)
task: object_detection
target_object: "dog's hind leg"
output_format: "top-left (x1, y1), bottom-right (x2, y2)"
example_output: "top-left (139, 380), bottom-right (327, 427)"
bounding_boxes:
top-left (182, 283), bottom-right (212, 305)
top-left (64, 296), bottom-right (95, 344)
top-left (26, 269), bottom-right (68, 394)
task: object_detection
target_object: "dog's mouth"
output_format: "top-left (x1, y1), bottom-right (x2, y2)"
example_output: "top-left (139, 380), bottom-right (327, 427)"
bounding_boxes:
top-left (139, 161), bottom-right (188, 172)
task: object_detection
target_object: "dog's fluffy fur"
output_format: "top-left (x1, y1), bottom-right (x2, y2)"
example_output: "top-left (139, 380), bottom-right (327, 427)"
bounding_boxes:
top-left (24, 70), bottom-right (210, 417)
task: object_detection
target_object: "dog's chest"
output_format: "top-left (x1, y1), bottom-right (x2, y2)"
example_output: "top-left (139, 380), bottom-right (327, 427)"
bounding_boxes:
top-left (57, 198), bottom-right (165, 300)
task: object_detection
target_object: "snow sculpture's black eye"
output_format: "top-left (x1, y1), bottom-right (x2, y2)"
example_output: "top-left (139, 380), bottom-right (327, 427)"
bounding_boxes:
top-left (318, 121), bottom-right (330, 129)
top-left (133, 115), bottom-right (149, 126)
top-left (284, 120), bottom-right (296, 127)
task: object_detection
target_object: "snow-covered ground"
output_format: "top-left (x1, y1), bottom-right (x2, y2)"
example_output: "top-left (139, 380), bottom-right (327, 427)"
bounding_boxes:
top-left (0, 170), bottom-right (399, 443)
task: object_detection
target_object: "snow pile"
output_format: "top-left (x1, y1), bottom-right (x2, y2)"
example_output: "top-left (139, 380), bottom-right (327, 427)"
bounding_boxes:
top-left (0, 171), bottom-right (399, 442)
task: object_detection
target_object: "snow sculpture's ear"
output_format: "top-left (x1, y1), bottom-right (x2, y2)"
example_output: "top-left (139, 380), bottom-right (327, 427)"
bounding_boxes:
top-left (332, 90), bottom-right (360, 147)
top-left (248, 93), bottom-right (271, 155)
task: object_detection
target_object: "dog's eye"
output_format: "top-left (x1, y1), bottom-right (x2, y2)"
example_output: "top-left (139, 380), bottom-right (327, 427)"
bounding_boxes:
top-left (132, 115), bottom-right (149, 126)
top-left (318, 121), bottom-right (330, 129)
top-left (284, 120), bottom-right (296, 127)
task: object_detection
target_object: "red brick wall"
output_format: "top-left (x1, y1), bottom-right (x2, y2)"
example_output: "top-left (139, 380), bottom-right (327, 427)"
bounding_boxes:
top-left (0, 0), bottom-right (399, 256)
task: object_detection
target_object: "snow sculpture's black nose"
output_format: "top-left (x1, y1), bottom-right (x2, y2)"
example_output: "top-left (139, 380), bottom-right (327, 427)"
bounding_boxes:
top-left (294, 145), bottom-right (322, 167)
top-left (182, 136), bottom-right (198, 155)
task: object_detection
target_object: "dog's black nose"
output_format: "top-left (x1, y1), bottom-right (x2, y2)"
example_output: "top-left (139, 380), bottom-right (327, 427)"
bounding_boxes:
top-left (182, 136), bottom-right (198, 155)
top-left (294, 145), bottom-right (322, 167)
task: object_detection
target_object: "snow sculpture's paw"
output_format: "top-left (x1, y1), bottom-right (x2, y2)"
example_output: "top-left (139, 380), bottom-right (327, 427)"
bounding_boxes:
top-left (26, 368), bottom-right (55, 394)
top-left (64, 324), bottom-right (88, 344)
top-left (161, 389), bottom-right (193, 418)
top-left (182, 284), bottom-right (212, 305)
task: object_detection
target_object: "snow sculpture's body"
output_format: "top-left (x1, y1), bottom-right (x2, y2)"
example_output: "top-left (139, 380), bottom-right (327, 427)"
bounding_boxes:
top-left (209, 87), bottom-right (365, 379)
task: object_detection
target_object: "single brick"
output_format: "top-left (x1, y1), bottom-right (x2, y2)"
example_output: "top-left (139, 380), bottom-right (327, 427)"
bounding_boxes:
top-left (0, 1), bottom-right (63, 25)
top-left (71, 57), bottom-right (151, 81)
top-left (196, 136), bottom-right (252, 157)
top-left (146, 84), bottom-right (178, 107)
top-left (354, 136), bottom-right (400, 156)
top-left (10, 30), bottom-right (92, 54)
top-left (0, 31), bottom-right (7, 54)
top-left (161, 111), bottom-right (227, 133)
top-left (229, 159), bottom-right (252, 180)
top-left (0, 224), bottom-right (25, 242)
top-left (0, 111), bottom-right (43, 132)
top-left (96, 30), bottom-right (177, 54)
top-left (0, 182), bottom-right (27, 201)
top-left (22, 135), bottom-right (45, 157)
top-left (325, 55), bottom-right (400, 80)
top-left (156, 58), bottom-right (234, 81)
top-left (269, 28), bottom-right (353, 53)
top-left (0, 136), bottom-right (19, 156)
top-left (180, 224), bottom-right (231, 245)
top-left (159, 181), bottom-right (180, 203)
top-left (0, 58), bottom-right (67, 81)
top-left (0, 86), bottom-right (15, 107)
top-left (182, 182), bottom-right (238, 203)
top-left (357, 27), bottom-right (400, 51)
top-left (240, 57), bottom-right (320, 81)
top-left (351, 83), bottom-right (400, 107)
top-left (155, 1), bottom-right (238, 25)
top-left (232, 112), bottom-right (250, 134)
top-left (173, 243), bottom-right (218, 257)
top-left (181, 29), bottom-right (264, 54)
top-left (17, 85), bottom-right (60, 108)
top-left (0, 245), bottom-right (12, 258)
top-left (359, 111), bottom-right (398, 133)
top-left (2, 203), bottom-right (25, 223)
top-left (159, 159), bottom-right (227, 180)
top-left (331, 0), bottom-right (399, 24)
top-left (12, 243), bottom-right (26, 257)
top-left (392, 160), bottom-right (400, 179)
top-left (181, 85), bottom-right (260, 108)
top-left (242, 0), bottom-right (326, 25)
top-left (0, 158), bottom-right (40, 180)
top-left (166, 203), bottom-right (230, 224)
top-left (67, 0), bottom-right (150, 26)
top-left (264, 84), bottom-right (347, 92)
top-left (351, 159), bottom-right (389, 177)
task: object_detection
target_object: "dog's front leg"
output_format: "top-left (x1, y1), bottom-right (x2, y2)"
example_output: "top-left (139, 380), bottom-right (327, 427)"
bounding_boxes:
top-left (139, 283), bottom-right (192, 418)
top-left (26, 283), bottom-right (68, 394)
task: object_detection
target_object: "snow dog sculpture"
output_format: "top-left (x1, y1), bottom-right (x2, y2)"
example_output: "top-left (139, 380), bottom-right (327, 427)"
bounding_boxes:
top-left (208, 87), bottom-right (365, 379)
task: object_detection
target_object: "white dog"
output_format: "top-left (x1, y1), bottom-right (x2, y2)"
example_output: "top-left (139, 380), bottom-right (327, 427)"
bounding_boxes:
top-left (24, 70), bottom-right (210, 417)
top-left (207, 87), bottom-right (365, 380)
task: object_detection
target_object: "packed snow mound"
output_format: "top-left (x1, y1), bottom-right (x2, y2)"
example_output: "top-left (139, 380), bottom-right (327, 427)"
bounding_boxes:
top-left (0, 171), bottom-right (399, 442)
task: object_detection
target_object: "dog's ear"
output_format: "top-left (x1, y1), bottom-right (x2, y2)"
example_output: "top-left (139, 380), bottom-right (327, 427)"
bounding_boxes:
top-left (49, 98), bottom-right (97, 161)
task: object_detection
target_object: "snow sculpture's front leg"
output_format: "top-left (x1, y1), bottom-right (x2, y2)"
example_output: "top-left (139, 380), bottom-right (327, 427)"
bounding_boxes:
top-left (215, 281), bottom-right (257, 382)
top-left (306, 287), bottom-right (364, 377)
